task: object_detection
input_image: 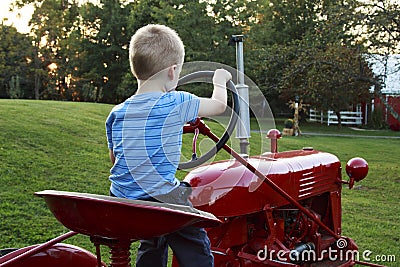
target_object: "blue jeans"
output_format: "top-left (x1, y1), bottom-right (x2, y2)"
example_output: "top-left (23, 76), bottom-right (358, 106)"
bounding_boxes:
top-left (136, 226), bottom-right (213, 267)
top-left (110, 182), bottom-right (214, 267)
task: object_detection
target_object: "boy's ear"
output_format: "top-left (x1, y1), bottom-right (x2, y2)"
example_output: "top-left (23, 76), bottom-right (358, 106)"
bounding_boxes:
top-left (167, 65), bottom-right (177, 80)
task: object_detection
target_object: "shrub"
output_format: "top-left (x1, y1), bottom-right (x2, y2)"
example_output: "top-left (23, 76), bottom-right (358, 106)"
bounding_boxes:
top-left (369, 106), bottom-right (388, 129)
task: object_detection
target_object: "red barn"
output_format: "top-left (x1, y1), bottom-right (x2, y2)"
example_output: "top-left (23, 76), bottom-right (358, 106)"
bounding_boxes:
top-left (368, 54), bottom-right (400, 131)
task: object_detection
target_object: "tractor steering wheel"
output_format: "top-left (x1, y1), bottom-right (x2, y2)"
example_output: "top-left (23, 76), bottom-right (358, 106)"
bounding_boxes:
top-left (177, 71), bottom-right (240, 170)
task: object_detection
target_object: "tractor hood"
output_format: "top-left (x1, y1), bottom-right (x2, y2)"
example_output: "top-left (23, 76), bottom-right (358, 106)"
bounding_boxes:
top-left (184, 148), bottom-right (341, 217)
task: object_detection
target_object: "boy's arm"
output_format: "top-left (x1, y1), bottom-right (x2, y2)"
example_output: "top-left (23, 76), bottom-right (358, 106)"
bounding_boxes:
top-left (109, 149), bottom-right (115, 164)
top-left (198, 69), bottom-right (231, 117)
top-left (105, 112), bottom-right (115, 165)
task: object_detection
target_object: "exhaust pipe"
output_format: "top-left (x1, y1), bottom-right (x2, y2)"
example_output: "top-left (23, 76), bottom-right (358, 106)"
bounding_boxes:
top-left (230, 35), bottom-right (251, 155)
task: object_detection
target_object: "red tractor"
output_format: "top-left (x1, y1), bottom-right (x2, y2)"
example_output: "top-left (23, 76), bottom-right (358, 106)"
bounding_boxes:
top-left (0, 70), bottom-right (383, 267)
top-left (174, 121), bottom-right (370, 267)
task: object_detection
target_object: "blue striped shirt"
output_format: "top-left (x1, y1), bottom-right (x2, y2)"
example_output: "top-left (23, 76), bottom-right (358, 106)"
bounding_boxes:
top-left (105, 91), bottom-right (200, 199)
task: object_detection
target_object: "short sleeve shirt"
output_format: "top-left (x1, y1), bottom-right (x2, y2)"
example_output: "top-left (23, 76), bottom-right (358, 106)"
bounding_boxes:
top-left (105, 91), bottom-right (200, 199)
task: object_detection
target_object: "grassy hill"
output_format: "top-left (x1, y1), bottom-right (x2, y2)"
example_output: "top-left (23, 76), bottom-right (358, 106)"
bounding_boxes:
top-left (0, 100), bottom-right (113, 251)
top-left (0, 99), bottom-right (398, 266)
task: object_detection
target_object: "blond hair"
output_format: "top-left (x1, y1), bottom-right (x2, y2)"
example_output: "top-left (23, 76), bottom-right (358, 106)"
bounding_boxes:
top-left (129, 24), bottom-right (185, 80)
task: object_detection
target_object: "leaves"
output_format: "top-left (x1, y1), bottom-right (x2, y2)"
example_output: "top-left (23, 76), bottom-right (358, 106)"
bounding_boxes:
top-left (0, 0), bottom-right (398, 109)
top-left (281, 44), bottom-right (373, 114)
top-left (0, 25), bottom-right (34, 98)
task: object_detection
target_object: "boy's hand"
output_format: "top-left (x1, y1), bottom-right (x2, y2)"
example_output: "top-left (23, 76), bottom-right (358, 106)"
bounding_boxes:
top-left (198, 69), bottom-right (230, 117)
top-left (213, 69), bottom-right (232, 87)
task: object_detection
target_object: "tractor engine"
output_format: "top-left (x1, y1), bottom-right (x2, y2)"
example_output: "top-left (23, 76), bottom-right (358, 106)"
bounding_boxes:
top-left (184, 148), bottom-right (358, 266)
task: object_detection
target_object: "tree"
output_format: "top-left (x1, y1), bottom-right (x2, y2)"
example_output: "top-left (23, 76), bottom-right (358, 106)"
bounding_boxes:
top-left (0, 25), bottom-right (34, 98)
top-left (6, 0), bottom-right (387, 110)
top-left (354, 0), bottom-right (400, 123)
top-left (355, 0), bottom-right (400, 55)
top-left (245, 0), bottom-right (378, 124)
top-left (14, 0), bottom-right (81, 100)
top-left (5, 0), bottom-right (266, 103)
top-left (280, 44), bottom-right (373, 127)
top-left (245, 0), bottom-right (334, 114)
top-left (75, 0), bottom-right (131, 103)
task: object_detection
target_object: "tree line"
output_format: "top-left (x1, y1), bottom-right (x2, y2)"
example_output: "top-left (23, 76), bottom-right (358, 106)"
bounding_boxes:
top-left (1, 0), bottom-right (399, 121)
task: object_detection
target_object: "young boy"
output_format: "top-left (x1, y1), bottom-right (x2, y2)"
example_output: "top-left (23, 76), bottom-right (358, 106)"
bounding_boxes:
top-left (105, 24), bottom-right (231, 267)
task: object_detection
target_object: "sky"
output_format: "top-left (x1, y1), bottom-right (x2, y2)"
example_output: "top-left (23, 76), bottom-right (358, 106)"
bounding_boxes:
top-left (0, 0), bottom-right (103, 34)
top-left (0, 0), bottom-right (34, 34)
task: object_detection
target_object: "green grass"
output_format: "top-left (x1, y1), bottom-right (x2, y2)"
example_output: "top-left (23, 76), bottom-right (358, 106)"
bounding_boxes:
top-left (273, 117), bottom-right (400, 137)
top-left (0, 100), bottom-right (114, 258)
top-left (0, 99), bottom-right (399, 266)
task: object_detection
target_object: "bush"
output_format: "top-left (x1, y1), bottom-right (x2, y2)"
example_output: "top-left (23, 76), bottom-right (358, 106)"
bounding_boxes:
top-left (369, 106), bottom-right (388, 129)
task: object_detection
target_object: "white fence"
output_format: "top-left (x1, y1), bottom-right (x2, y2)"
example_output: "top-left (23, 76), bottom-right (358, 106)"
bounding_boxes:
top-left (309, 109), bottom-right (363, 126)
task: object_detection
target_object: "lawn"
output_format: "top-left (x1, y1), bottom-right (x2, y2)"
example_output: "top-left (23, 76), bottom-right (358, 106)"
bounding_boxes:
top-left (0, 99), bottom-right (398, 266)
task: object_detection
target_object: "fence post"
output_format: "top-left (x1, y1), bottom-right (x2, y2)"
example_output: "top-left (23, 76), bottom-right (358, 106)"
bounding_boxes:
top-left (320, 111), bottom-right (323, 124)
top-left (327, 111), bottom-right (330, 126)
